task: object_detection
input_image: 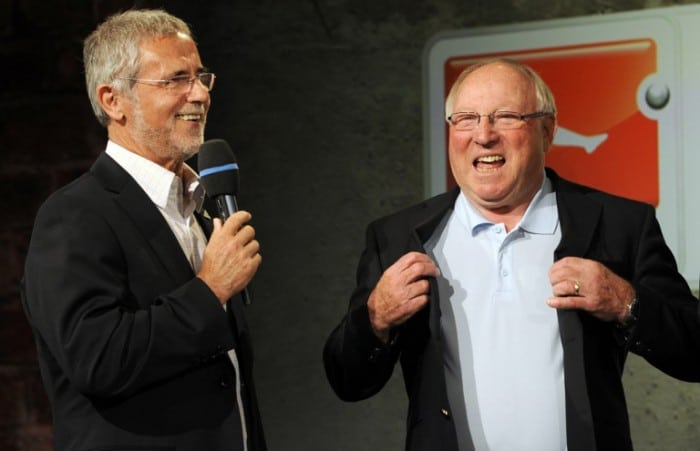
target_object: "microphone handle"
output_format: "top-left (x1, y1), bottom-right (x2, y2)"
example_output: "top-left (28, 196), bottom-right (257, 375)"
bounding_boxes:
top-left (214, 195), bottom-right (252, 306)
top-left (215, 195), bottom-right (239, 221)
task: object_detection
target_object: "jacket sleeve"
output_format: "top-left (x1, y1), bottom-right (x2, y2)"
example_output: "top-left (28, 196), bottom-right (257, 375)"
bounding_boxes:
top-left (627, 204), bottom-right (700, 381)
top-left (323, 221), bottom-right (402, 401)
top-left (21, 191), bottom-right (237, 399)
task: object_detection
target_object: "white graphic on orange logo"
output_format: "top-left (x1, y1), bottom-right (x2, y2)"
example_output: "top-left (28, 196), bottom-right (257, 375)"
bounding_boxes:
top-left (553, 127), bottom-right (608, 154)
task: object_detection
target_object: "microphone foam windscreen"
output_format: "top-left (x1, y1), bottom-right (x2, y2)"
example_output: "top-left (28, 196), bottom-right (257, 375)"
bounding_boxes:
top-left (198, 139), bottom-right (240, 197)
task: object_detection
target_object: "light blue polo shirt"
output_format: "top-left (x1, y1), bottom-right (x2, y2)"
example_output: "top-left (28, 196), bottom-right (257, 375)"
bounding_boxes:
top-left (425, 174), bottom-right (566, 451)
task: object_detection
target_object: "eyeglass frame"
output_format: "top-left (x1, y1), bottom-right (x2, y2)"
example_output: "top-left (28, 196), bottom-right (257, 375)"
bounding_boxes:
top-left (115, 72), bottom-right (216, 93)
top-left (446, 110), bottom-right (553, 131)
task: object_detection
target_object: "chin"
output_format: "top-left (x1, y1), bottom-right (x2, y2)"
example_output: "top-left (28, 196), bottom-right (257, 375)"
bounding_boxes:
top-left (175, 137), bottom-right (203, 158)
top-left (181, 146), bottom-right (200, 160)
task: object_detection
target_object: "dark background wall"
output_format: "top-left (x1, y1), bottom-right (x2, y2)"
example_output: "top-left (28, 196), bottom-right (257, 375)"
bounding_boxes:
top-left (2, 0), bottom-right (700, 450)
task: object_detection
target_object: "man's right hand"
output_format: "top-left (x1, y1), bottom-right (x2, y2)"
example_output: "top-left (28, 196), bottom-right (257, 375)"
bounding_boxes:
top-left (367, 252), bottom-right (440, 343)
top-left (198, 211), bottom-right (261, 304)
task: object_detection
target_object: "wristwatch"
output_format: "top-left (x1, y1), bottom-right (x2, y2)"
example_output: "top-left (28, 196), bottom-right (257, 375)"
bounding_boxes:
top-left (623, 295), bottom-right (639, 326)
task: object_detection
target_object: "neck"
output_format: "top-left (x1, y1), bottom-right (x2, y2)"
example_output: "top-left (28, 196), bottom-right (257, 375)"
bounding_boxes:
top-left (107, 131), bottom-right (184, 175)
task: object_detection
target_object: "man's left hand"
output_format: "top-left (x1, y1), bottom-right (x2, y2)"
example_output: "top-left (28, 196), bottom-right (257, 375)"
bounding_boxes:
top-left (547, 256), bottom-right (636, 323)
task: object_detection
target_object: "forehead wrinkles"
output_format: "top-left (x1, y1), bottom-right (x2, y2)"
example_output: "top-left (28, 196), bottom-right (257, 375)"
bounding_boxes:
top-left (138, 36), bottom-right (202, 76)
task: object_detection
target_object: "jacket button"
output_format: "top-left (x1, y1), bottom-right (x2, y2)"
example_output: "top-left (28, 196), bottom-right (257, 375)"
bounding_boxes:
top-left (219, 378), bottom-right (231, 388)
top-left (368, 347), bottom-right (382, 362)
top-left (441, 408), bottom-right (450, 418)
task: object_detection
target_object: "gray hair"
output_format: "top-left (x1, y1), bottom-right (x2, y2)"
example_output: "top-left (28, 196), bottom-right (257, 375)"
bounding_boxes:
top-left (444, 58), bottom-right (557, 118)
top-left (83, 9), bottom-right (193, 126)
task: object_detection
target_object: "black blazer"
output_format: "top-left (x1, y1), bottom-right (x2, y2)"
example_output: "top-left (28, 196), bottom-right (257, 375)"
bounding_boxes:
top-left (324, 168), bottom-right (700, 451)
top-left (22, 152), bottom-right (266, 451)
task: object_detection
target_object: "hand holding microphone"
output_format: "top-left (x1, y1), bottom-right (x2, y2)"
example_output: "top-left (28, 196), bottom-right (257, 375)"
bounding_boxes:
top-left (197, 139), bottom-right (258, 305)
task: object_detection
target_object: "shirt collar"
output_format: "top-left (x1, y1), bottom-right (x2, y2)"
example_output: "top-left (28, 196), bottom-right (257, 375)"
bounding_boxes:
top-left (518, 175), bottom-right (558, 235)
top-left (105, 140), bottom-right (204, 214)
top-left (455, 171), bottom-right (558, 236)
top-left (182, 164), bottom-right (205, 215)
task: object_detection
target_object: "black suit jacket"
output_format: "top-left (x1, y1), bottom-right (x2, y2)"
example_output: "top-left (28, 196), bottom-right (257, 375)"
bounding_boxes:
top-left (324, 168), bottom-right (700, 451)
top-left (22, 152), bottom-right (266, 451)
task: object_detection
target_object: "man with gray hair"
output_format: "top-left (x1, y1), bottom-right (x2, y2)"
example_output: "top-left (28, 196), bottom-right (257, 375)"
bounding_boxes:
top-left (22, 9), bottom-right (266, 450)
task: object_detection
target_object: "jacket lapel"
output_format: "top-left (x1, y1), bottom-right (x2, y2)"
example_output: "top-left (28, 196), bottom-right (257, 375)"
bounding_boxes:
top-left (90, 152), bottom-right (195, 283)
top-left (411, 189), bottom-right (460, 340)
top-left (550, 171), bottom-right (602, 260)
top-left (549, 169), bottom-right (601, 451)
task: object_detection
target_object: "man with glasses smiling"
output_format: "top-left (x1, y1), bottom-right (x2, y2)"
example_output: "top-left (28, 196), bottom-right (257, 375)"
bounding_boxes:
top-left (21, 9), bottom-right (266, 451)
top-left (324, 58), bottom-right (700, 450)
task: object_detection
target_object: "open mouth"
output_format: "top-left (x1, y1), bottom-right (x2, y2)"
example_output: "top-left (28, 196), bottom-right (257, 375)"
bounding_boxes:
top-left (474, 154), bottom-right (504, 172)
top-left (175, 113), bottom-right (203, 122)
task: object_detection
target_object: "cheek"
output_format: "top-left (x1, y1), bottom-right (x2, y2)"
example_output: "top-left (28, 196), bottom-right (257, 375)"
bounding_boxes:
top-left (516, 144), bottom-right (547, 175)
top-left (448, 133), bottom-right (474, 170)
top-left (144, 94), bottom-right (181, 121)
top-left (448, 145), bottom-right (473, 189)
top-left (448, 132), bottom-right (471, 157)
top-left (448, 134), bottom-right (473, 168)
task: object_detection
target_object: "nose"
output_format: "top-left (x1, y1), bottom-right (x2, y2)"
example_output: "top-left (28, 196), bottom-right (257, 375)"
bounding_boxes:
top-left (187, 78), bottom-right (210, 103)
top-left (472, 116), bottom-right (499, 147)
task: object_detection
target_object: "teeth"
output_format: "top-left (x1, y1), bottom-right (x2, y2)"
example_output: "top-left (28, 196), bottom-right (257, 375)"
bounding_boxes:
top-left (176, 114), bottom-right (201, 121)
top-left (477, 155), bottom-right (504, 163)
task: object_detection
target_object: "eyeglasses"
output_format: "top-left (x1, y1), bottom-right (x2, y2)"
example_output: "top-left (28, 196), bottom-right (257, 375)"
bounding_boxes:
top-left (117, 72), bottom-right (216, 94)
top-left (446, 110), bottom-right (552, 131)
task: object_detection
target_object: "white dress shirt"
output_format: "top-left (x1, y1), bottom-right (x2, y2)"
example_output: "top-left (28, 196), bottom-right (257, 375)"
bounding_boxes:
top-left (105, 140), bottom-right (207, 270)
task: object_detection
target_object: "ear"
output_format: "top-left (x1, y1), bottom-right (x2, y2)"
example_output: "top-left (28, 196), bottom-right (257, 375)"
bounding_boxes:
top-left (96, 84), bottom-right (126, 122)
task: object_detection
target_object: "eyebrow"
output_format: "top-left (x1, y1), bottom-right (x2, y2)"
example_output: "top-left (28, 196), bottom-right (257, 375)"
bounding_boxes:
top-left (168, 66), bottom-right (211, 78)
